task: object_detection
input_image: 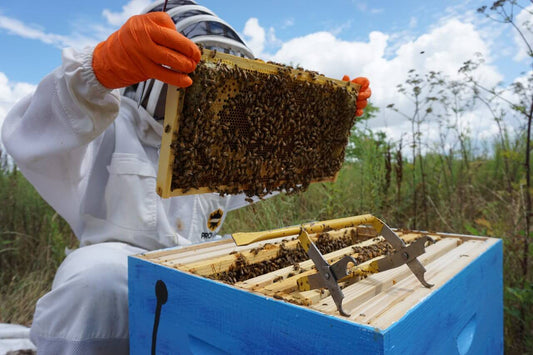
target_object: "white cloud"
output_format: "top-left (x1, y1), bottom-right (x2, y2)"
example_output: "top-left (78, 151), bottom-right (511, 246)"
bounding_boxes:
top-left (0, 72), bottom-right (36, 146)
top-left (282, 18), bottom-right (295, 29)
top-left (102, 0), bottom-right (153, 26)
top-left (441, 2), bottom-right (531, 71)
top-left (409, 17), bottom-right (417, 29)
top-left (356, 2), bottom-right (367, 13)
top-left (244, 16), bottom-right (508, 151)
top-left (514, 4), bottom-right (533, 62)
top-left (0, 14), bottom-right (105, 50)
top-left (328, 20), bottom-right (353, 37)
top-left (243, 18), bottom-right (267, 57)
top-left (0, 15), bottom-right (73, 48)
top-left (353, 1), bottom-right (382, 15)
top-left (0, 0), bottom-right (153, 51)
top-left (367, 19), bottom-right (503, 145)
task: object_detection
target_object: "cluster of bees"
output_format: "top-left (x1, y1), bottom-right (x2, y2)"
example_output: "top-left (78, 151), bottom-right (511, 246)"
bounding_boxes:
top-left (210, 232), bottom-right (392, 285)
top-left (170, 55), bottom-right (358, 198)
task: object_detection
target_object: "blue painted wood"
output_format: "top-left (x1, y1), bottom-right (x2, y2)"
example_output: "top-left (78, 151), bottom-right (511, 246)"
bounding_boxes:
top-left (384, 239), bottom-right (503, 355)
top-left (129, 239), bottom-right (503, 355)
top-left (129, 257), bottom-right (384, 354)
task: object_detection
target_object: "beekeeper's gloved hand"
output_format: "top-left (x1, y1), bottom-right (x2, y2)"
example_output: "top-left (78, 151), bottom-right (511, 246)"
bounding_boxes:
top-left (342, 76), bottom-right (371, 117)
top-left (92, 12), bottom-right (201, 89)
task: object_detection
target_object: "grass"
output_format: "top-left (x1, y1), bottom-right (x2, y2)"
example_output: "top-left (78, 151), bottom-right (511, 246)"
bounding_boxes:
top-left (0, 160), bottom-right (78, 326)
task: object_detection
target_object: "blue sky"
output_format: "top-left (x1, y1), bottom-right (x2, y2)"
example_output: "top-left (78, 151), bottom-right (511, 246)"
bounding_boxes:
top-left (0, 0), bottom-right (524, 83)
top-left (0, 0), bottom-right (532, 148)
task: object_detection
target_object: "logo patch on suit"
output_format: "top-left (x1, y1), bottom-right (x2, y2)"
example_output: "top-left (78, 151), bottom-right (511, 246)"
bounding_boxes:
top-left (207, 209), bottom-right (224, 231)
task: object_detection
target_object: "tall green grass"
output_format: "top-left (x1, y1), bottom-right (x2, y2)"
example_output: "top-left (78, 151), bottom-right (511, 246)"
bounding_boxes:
top-left (0, 151), bottom-right (78, 325)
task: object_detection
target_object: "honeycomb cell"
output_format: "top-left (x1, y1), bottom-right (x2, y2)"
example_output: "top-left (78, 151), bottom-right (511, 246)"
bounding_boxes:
top-left (168, 55), bottom-right (358, 198)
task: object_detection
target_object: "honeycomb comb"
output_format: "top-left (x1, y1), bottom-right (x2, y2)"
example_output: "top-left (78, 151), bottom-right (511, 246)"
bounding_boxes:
top-left (156, 49), bottom-right (360, 198)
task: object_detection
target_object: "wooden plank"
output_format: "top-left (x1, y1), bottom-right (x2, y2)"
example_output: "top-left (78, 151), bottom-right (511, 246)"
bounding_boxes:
top-left (258, 237), bottom-right (401, 296)
top-left (150, 233), bottom-right (307, 265)
top-left (232, 214), bottom-right (381, 246)
top-left (142, 237), bottom-right (234, 261)
top-left (370, 237), bottom-right (499, 329)
top-left (343, 239), bottom-right (485, 323)
top-left (156, 85), bottom-right (181, 198)
top-left (146, 228), bottom-right (435, 266)
top-left (153, 240), bottom-right (250, 265)
top-left (236, 236), bottom-right (386, 292)
top-left (168, 224), bottom-right (379, 265)
top-left (297, 237), bottom-right (459, 307)
top-left (235, 232), bottom-right (442, 292)
top-left (157, 234), bottom-right (292, 266)
top-left (144, 230), bottom-right (419, 265)
top-left (169, 228), bottom-right (373, 275)
top-left (310, 238), bottom-right (495, 324)
top-left (310, 238), bottom-right (479, 316)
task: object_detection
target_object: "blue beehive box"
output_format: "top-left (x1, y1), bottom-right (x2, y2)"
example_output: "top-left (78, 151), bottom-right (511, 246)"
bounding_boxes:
top-left (128, 229), bottom-right (502, 355)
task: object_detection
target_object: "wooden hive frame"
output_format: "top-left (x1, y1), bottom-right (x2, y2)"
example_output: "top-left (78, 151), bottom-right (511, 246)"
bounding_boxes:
top-left (139, 218), bottom-right (499, 327)
top-left (156, 49), bottom-right (361, 198)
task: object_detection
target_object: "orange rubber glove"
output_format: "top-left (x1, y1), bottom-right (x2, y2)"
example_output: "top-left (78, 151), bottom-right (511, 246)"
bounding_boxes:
top-left (343, 76), bottom-right (371, 117)
top-left (92, 12), bottom-right (201, 89)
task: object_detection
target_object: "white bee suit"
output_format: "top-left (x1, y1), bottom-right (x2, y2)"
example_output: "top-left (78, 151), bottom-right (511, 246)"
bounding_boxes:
top-left (1, 46), bottom-right (251, 354)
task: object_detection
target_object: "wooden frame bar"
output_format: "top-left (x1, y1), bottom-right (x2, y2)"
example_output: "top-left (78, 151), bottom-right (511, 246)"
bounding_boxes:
top-left (137, 225), bottom-right (496, 328)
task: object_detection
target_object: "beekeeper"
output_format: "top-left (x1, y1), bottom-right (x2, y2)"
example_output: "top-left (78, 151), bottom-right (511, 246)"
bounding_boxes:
top-left (1, 0), bottom-right (371, 353)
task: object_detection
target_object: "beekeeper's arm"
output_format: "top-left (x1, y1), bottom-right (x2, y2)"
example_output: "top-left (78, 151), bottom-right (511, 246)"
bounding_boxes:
top-left (1, 12), bottom-right (200, 233)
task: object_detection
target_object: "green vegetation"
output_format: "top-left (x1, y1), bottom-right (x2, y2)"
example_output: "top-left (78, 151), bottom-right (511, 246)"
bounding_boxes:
top-left (0, 153), bottom-right (78, 326)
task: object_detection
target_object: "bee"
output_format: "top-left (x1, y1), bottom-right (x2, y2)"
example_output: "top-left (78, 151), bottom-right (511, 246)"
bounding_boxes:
top-left (273, 276), bottom-right (283, 283)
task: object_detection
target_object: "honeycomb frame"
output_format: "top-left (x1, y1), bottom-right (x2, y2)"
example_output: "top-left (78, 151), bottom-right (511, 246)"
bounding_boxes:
top-left (156, 49), bottom-right (361, 198)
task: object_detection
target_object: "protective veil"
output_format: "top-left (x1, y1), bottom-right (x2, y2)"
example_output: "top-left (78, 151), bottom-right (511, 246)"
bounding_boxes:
top-left (1, 1), bottom-right (254, 353)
